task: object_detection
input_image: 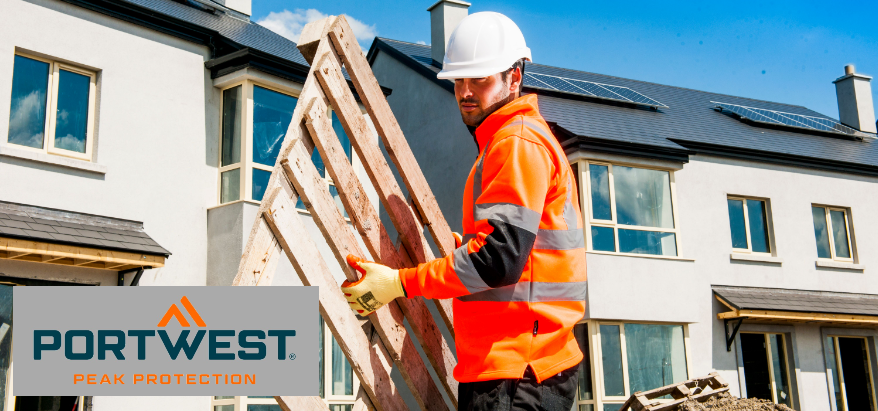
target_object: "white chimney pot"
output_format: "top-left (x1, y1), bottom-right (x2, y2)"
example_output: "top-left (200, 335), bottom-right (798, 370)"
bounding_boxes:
top-left (833, 65), bottom-right (877, 134)
top-left (428, 0), bottom-right (471, 66)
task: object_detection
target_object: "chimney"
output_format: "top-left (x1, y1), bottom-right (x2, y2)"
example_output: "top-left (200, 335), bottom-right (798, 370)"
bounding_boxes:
top-left (833, 64), bottom-right (877, 133)
top-left (222, 0), bottom-right (250, 16)
top-left (428, 0), bottom-right (471, 66)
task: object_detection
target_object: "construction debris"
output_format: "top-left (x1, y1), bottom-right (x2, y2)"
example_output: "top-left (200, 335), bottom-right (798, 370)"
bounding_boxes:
top-left (680, 392), bottom-right (795, 411)
top-left (620, 373), bottom-right (796, 411)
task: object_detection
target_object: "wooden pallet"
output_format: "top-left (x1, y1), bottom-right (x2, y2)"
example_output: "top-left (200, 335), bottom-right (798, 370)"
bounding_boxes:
top-left (620, 373), bottom-right (730, 411)
top-left (232, 15), bottom-right (459, 411)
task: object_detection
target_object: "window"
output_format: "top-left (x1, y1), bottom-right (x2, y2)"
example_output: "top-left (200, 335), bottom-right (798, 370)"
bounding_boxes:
top-left (581, 161), bottom-right (679, 257)
top-left (574, 323), bottom-right (596, 411)
top-left (7, 53), bottom-right (97, 161)
top-left (812, 206), bottom-right (855, 262)
top-left (827, 336), bottom-right (876, 411)
top-left (211, 316), bottom-right (357, 411)
top-left (727, 197), bottom-right (772, 254)
top-left (595, 322), bottom-right (688, 409)
top-left (218, 82), bottom-right (298, 204)
top-left (294, 111), bottom-right (352, 219)
top-left (739, 333), bottom-right (792, 407)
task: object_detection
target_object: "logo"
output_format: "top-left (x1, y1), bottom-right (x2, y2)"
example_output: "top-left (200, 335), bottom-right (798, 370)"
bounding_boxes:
top-left (158, 296), bottom-right (205, 328)
top-left (14, 286), bottom-right (317, 396)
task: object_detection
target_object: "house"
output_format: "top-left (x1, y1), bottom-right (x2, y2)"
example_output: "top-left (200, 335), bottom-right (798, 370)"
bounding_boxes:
top-left (0, 0), bottom-right (386, 409)
top-left (367, 1), bottom-right (878, 410)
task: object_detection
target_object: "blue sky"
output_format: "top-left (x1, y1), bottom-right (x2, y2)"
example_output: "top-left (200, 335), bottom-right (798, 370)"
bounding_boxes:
top-left (252, 0), bottom-right (878, 119)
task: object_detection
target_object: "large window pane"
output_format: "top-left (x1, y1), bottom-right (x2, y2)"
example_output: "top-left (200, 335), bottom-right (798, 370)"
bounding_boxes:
top-left (253, 86), bottom-right (297, 166)
top-left (221, 168), bottom-right (241, 203)
top-left (247, 405), bottom-right (281, 411)
top-left (618, 229), bottom-right (676, 256)
top-left (603, 404), bottom-right (622, 411)
top-left (331, 334), bottom-right (353, 395)
top-left (746, 200), bottom-right (770, 253)
top-left (589, 164), bottom-right (612, 220)
top-left (329, 406), bottom-right (353, 411)
top-left (8, 55), bottom-right (50, 149)
top-left (613, 166), bottom-right (674, 229)
top-left (53, 69), bottom-right (90, 153)
top-left (252, 168), bottom-right (271, 202)
top-left (624, 324), bottom-right (687, 394)
top-left (769, 335), bottom-right (791, 406)
top-left (599, 325), bottom-right (624, 397)
top-left (329, 185), bottom-right (348, 218)
top-left (591, 226), bottom-right (615, 252)
top-left (829, 210), bottom-right (851, 258)
top-left (727, 199), bottom-right (748, 249)
top-left (574, 324), bottom-right (593, 401)
top-left (215, 406), bottom-right (234, 411)
top-left (221, 86), bottom-right (242, 166)
top-left (812, 207), bottom-right (831, 259)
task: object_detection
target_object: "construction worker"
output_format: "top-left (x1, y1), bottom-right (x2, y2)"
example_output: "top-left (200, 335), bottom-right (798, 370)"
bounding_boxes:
top-left (342, 11), bottom-right (586, 411)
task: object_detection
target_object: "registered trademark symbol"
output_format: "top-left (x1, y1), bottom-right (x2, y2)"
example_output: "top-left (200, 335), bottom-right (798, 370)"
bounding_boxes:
top-left (289, 353), bottom-right (296, 360)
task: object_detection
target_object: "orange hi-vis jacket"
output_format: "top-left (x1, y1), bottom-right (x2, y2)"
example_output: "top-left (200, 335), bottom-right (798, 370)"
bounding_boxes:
top-left (399, 94), bottom-right (587, 383)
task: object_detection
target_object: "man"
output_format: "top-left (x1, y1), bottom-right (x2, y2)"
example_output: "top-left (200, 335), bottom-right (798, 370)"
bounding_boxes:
top-left (342, 11), bottom-right (586, 411)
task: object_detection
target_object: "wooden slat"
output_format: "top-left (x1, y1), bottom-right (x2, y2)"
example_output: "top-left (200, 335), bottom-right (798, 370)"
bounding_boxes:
top-left (282, 123), bottom-right (449, 411)
top-left (326, 16), bottom-right (457, 257)
top-left (311, 45), bottom-right (455, 336)
top-left (303, 96), bottom-right (458, 405)
top-left (262, 181), bottom-right (407, 411)
top-left (8, 251), bottom-right (31, 259)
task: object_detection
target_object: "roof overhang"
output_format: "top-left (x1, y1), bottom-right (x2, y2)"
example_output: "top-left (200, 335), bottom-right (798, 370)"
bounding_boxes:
top-left (0, 237), bottom-right (165, 271)
top-left (714, 286), bottom-right (878, 326)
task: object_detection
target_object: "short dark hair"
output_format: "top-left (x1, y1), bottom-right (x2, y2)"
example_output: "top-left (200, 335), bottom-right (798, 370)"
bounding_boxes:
top-left (500, 58), bottom-right (527, 94)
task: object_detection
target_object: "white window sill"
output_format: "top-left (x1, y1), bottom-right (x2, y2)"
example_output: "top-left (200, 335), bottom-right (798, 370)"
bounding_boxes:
top-left (815, 260), bottom-right (865, 271)
top-left (730, 253), bottom-right (783, 265)
top-left (0, 144), bottom-right (106, 174)
top-left (586, 250), bottom-right (694, 262)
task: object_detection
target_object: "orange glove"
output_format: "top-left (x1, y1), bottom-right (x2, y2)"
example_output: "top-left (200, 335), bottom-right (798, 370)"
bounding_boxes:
top-left (452, 232), bottom-right (463, 248)
top-left (341, 255), bottom-right (406, 316)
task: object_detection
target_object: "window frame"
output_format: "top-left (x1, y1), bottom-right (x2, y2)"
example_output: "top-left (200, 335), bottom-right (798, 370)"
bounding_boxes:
top-left (812, 205), bottom-right (855, 263)
top-left (576, 160), bottom-right (683, 258)
top-left (727, 196), bottom-right (774, 256)
top-left (574, 322), bottom-right (597, 411)
top-left (826, 335), bottom-right (878, 411)
top-left (7, 52), bottom-right (98, 162)
top-left (210, 319), bottom-right (358, 411)
top-left (589, 320), bottom-right (692, 409)
top-left (738, 332), bottom-right (794, 406)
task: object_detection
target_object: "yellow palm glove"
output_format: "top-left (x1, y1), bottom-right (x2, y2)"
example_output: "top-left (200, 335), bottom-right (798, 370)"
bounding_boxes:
top-left (342, 255), bottom-right (406, 316)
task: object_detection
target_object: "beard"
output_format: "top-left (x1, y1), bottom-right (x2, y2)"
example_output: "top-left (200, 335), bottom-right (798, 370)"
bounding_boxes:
top-left (458, 87), bottom-right (516, 128)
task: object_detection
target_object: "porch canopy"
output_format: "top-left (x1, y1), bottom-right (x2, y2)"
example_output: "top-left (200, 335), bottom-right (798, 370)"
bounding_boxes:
top-left (714, 285), bottom-right (878, 326)
top-left (0, 201), bottom-right (169, 271)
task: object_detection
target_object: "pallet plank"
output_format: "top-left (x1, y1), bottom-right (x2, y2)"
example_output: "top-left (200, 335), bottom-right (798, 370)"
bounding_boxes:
top-left (304, 96), bottom-right (458, 406)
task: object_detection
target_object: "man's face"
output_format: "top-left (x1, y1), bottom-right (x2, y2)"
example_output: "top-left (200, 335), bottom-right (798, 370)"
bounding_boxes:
top-left (454, 69), bottom-right (520, 127)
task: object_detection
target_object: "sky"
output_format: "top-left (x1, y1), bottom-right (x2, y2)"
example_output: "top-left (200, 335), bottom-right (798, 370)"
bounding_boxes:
top-left (251, 0), bottom-right (878, 120)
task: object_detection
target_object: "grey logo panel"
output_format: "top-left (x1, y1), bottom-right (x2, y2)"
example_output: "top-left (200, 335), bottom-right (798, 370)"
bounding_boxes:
top-left (13, 286), bottom-right (317, 396)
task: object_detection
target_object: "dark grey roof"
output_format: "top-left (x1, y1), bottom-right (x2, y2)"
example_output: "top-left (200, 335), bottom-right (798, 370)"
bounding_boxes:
top-left (0, 201), bottom-right (170, 256)
top-left (120, 0), bottom-right (308, 66)
top-left (713, 285), bottom-right (878, 316)
top-left (372, 38), bottom-right (878, 176)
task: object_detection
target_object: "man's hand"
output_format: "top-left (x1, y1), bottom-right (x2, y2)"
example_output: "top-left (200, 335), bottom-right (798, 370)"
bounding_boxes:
top-left (341, 255), bottom-right (406, 316)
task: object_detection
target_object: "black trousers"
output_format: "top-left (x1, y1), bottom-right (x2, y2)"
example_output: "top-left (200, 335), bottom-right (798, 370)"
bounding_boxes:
top-left (458, 363), bottom-right (580, 411)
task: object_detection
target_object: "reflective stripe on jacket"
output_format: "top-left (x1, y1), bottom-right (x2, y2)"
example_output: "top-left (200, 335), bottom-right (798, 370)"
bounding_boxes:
top-left (399, 94), bottom-right (587, 383)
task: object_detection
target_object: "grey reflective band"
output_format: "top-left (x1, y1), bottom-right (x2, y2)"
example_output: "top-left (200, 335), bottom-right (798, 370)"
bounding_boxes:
top-left (452, 244), bottom-right (492, 294)
top-left (474, 203), bottom-right (541, 234)
top-left (563, 175), bottom-right (578, 230)
top-left (457, 281), bottom-right (588, 302)
top-left (533, 228), bottom-right (585, 250)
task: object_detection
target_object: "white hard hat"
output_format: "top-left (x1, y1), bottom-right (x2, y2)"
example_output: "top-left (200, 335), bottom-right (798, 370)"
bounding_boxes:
top-left (437, 12), bottom-right (532, 80)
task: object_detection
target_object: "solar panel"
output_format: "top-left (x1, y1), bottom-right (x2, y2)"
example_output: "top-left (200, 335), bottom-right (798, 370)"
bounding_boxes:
top-left (525, 72), bottom-right (668, 108)
top-left (712, 101), bottom-right (864, 138)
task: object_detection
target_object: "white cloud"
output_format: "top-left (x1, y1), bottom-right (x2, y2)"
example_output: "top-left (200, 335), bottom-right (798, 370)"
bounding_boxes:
top-left (416, 41), bottom-right (428, 45)
top-left (256, 9), bottom-right (377, 50)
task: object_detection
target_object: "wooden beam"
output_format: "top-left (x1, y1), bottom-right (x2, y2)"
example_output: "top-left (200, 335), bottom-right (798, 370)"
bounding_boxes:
top-left (311, 41), bottom-right (455, 336)
top-left (73, 258), bottom-right (98, 266)
top-left (303, 96), bottom-right (458, 405)
top-left (0, 237), bottom-right (164, 269)
top-left (261, 181), bottom-right (407, 411)
top-left (282, 120), bottom-right (449, 411)
top-left (717, 308), bottom-right (878, 325)
top-left (326, 16), bottom-right (457, 257)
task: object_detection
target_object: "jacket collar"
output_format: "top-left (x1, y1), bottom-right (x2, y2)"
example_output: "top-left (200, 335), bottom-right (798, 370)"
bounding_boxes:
top-left (474, 94), bottom-right (541, 153)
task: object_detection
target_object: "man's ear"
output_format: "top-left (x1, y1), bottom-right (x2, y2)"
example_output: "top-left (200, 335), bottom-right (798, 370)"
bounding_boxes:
top-left (509, 67), bottom-right (523, 96)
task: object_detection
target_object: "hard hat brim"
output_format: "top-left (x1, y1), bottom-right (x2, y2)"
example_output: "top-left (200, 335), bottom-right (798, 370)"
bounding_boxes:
top-left (437, 51), bottom-right (531, 80)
